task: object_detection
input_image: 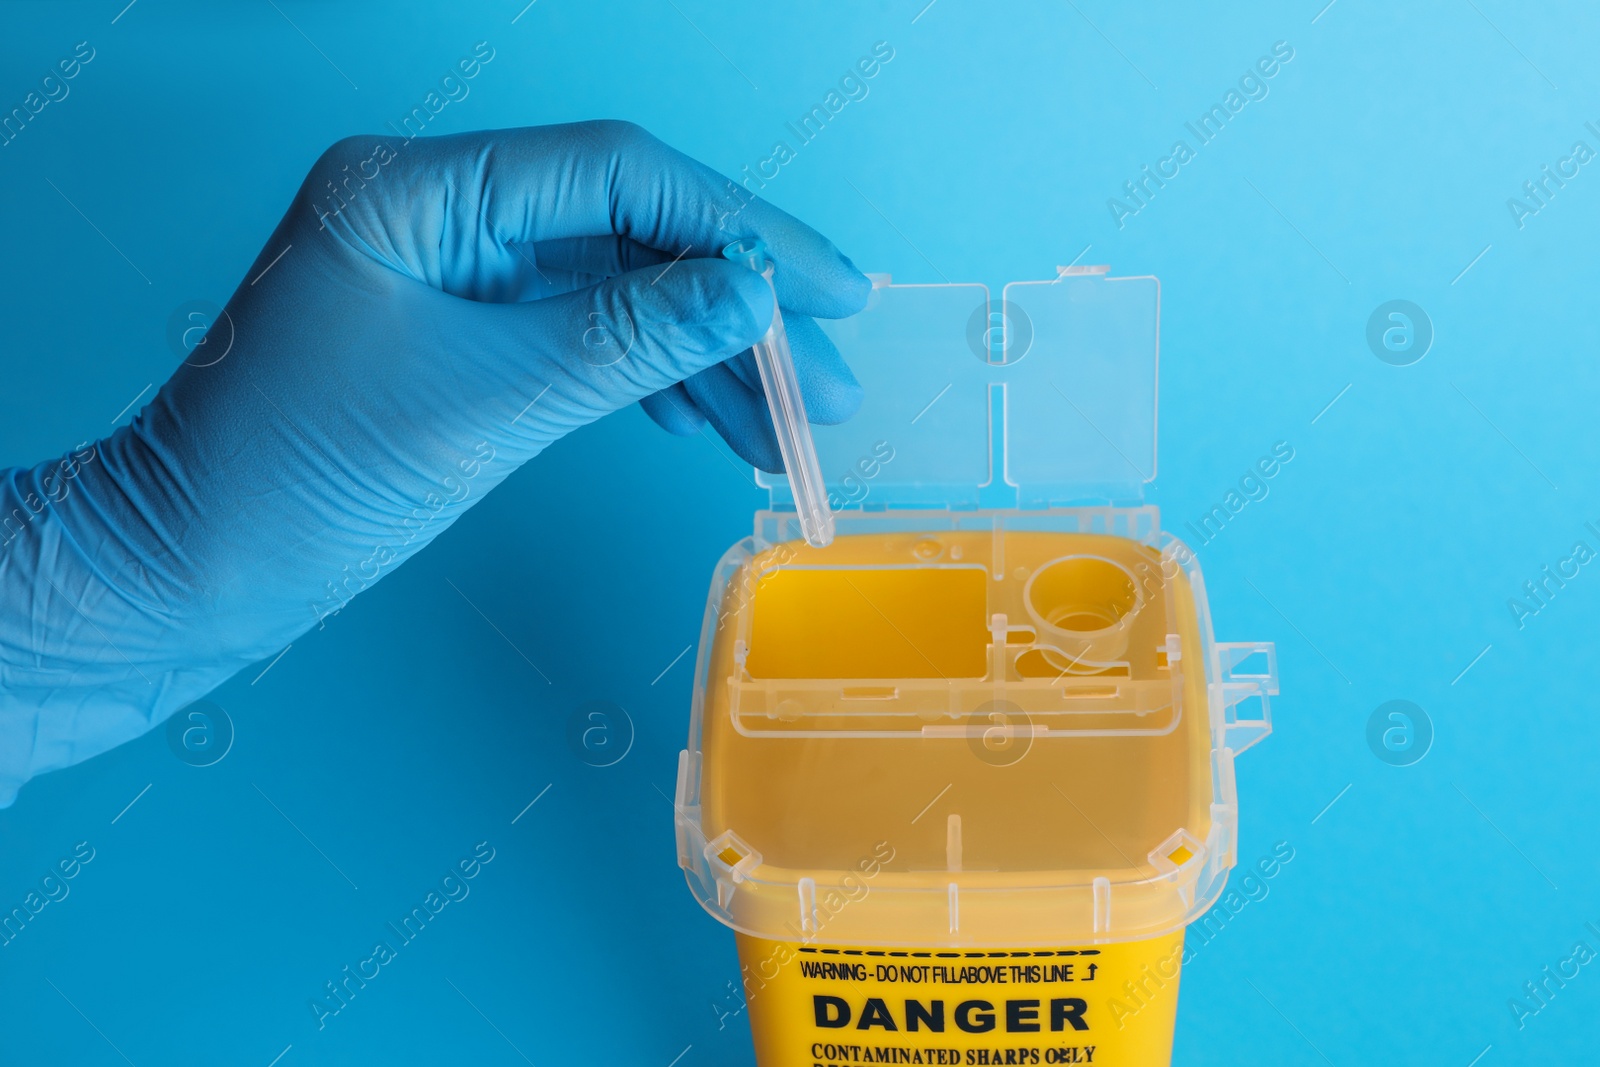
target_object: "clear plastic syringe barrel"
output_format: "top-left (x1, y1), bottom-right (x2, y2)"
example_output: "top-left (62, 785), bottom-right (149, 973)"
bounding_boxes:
top-left (722, 239), bottom-right (835, 548)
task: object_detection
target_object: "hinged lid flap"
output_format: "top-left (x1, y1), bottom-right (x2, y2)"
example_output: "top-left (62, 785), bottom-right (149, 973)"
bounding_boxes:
top-left (757, 271), bottom-right (1159, 509)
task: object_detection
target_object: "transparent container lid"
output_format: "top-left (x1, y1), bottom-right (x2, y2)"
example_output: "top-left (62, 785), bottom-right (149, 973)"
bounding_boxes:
top-left (759, 269), bottom-right (1159, 512)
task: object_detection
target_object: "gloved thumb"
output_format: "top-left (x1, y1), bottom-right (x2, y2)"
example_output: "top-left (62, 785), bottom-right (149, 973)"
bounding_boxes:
top-left (520, 256), bottom-right (775, 426)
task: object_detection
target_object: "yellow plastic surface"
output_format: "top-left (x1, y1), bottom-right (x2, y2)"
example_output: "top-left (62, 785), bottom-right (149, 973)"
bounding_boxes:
top-left (746, 566), bottom-right (991, 680)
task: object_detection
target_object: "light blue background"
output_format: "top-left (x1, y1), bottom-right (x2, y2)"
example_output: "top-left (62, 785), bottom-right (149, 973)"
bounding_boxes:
top-left (3, 1), bottom-right (1598, 1064)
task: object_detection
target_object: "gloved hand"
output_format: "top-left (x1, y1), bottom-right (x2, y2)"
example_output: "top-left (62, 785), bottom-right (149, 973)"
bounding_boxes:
top-left (0, 120), bottom-right (870, 806)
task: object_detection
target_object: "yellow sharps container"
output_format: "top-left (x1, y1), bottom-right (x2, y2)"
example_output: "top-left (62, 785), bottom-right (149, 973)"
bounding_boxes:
top-left (675, 268), bottom-right (1278, 1066)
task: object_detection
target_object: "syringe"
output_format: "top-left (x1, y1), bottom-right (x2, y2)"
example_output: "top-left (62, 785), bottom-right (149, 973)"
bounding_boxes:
top-left (722, 239), bottom-right (835, 548)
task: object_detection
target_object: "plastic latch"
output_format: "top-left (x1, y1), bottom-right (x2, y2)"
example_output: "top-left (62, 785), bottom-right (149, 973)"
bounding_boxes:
top-left (1148, 828), bottom-right (1205, 876)
top-left (673, 749), bottom-right (695, 871)
top-left (1216, 642), bottom-right (1277, 755)
top-left (1149, 828), bottom-right (1206, 909)
top-left (1055, 264), bottom-right (1111, 277)
top-left (705, 830), bottom-right (762, 884)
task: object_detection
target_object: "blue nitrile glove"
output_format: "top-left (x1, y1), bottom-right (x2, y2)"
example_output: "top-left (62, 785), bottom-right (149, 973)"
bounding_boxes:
top-left (0, 120), bottom-right (869, 806)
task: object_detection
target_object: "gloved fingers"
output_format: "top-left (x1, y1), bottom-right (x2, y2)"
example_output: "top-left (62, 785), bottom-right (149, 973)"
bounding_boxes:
top-left (677, 333), bottom-right (856, 471)
top-left (530, 234), bottom-right (675, 278)
top-left (725, 350), bottom-right (761, 393)
top-left (481, 259), bottom-right (584, 302)
top-left (682, 362), bottom-right (784, 473)
top-left (640, 383), bottom-right (707, 436)
top-left (626, 296), bottom-right (864, 467)
top-left (313, 122), bottom-right (870, 318)
top-left (513, 256), bottom-right (774, 412)
top-left (506, 234), bottom-right (678, 301)
top-left (721, 314), bottom-right (862, 424)
top-left (780, 313), bottom-right (863, 425)
top-left (507, 258), bottom-right (847, 471)
top-left (626, 300), bottom-right (860, 466)
top-left (499, 235), bottom-right (675, 300)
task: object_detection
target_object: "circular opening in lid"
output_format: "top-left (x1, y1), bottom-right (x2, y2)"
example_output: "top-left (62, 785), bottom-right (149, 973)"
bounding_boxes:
top-left (1022, 555), bottom-right (1145, 666)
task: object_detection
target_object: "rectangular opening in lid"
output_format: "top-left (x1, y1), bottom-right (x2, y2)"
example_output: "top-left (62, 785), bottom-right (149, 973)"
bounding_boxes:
top-left (745, 566), bottom-right (989, 680)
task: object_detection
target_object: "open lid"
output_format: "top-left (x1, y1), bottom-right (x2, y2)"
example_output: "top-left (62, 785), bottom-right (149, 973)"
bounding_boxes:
top-left (757, 268), bottom-right (1159, 510)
